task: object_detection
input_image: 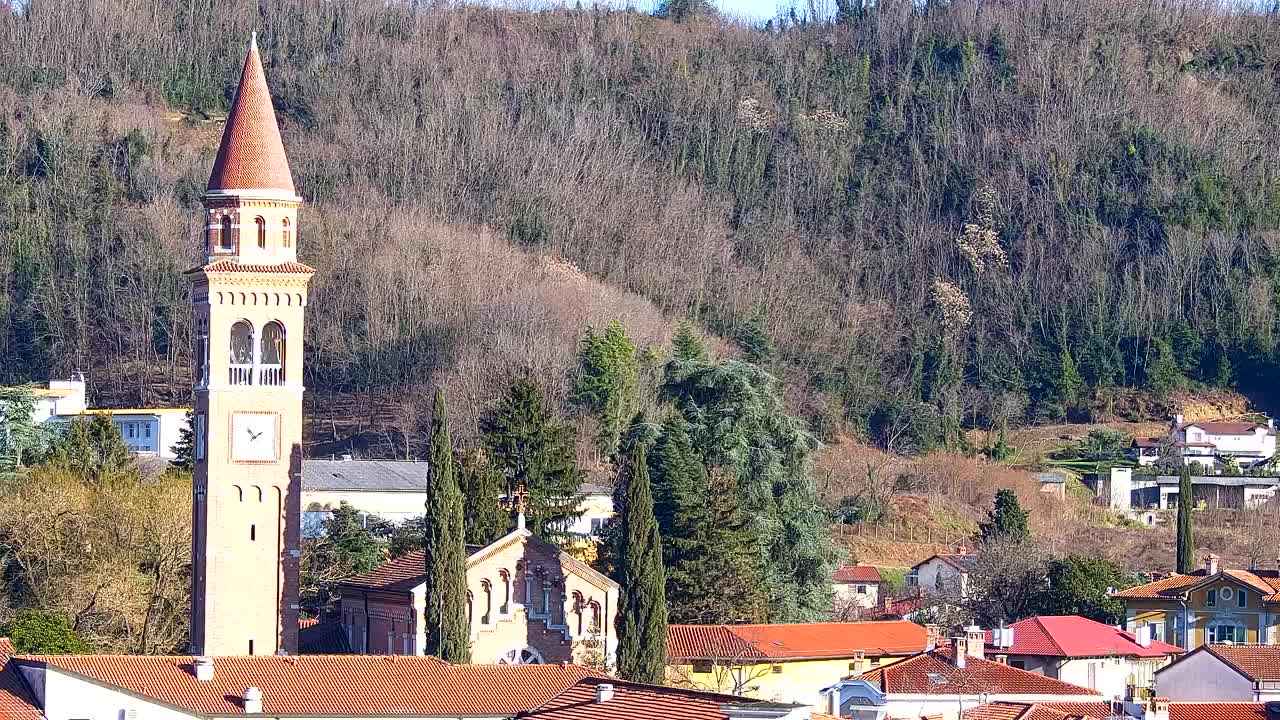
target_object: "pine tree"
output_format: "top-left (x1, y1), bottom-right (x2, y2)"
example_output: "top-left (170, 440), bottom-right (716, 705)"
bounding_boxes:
top-left (457, 448), bottom-right (509, 546)
top-left (422, 390), bottom-right (470, 663)
top-left (1056, 347), bottom-right (1083, 412)
top-left (1146, 338), bottom-right (1182, 399)
top-left (170, 409), bottom-right (195, 471)
top-left (1176, 464), bottom-right (1195, 574)
top-left (671, 320), bottom-right (708, 362)
top-left (51, 414), bottom-right (133, 484)
top-left (571, 320), bottom-right (640, 457)
top-left (736, 315), bottom-right (774, 365)
top-left (979, 488), bottom-right (1030, 544)
top-left (615, 432), bottom-right (668, 684)
top-left (481, 378), bottom-right (584, 542)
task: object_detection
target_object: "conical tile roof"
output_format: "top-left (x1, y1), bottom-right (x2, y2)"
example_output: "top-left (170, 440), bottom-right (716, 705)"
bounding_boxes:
top-left (207, 34), bottom-right (295, 194)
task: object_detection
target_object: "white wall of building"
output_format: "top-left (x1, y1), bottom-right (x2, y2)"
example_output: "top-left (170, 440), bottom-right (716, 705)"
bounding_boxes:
top-left (834, 582), bottom-right (880, 608)
top-left (20, 665), bottom-right (197, 720)
top-left (1155, 651), bottom-right (1256, 701)
top-left (911, 558), bottom-right (967, 598)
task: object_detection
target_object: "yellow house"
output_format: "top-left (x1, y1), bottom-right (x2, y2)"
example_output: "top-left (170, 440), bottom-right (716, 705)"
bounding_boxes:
top-left (666, 620), bottom-right (928, 708)
top-left (1115, 554), bottom-right (1280, 650)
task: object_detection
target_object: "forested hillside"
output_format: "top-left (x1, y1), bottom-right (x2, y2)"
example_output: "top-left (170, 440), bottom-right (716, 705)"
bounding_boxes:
top-left (4, 0), bottom-right (1280, 448)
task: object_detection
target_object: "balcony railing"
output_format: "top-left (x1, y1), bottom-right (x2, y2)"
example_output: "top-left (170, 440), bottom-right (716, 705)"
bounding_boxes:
top-left (227, 363), bottom-right (284, 386)
top-left (229, 364), bottom-right (253, 386)
top-left (258, 364), bottom-right (284, 386)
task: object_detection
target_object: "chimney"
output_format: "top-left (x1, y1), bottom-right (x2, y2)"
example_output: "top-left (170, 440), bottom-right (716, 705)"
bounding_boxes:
top-left (994, 626), bottom-right (1015, 649)
top-left (1146, 696), bottom-right (1170, 720)
top-left (1205, 553), bottom-right (1220, 576)
top-left (951, 637), bottom-right (967, 669)
top-left (594, 683), bottom-right (614, 704)
top-left (192, 657), bottom-right (214, 681)
top-left (1174, 414), bottom-right (1184, 427)
top-left (965, 624), bottom-right (986, 660)
top-left (243, 687), bottom-right (263, 714)
top-left (924, 624), bottom-right (942, 651)
top-left (1136, 625), bottom-right (1152, 648)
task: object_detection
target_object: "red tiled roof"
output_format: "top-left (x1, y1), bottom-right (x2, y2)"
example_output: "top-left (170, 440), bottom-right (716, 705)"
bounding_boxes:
top-left (667, 621), bottom-right (926, 661)
top-left (914, 553), bottom-right (977, 573)
top-left (185, 260), bottom-right (317, 275)
top-left (1180, 421), bottom-right (1266, 436)
top-left (208, 36), bottom-right (295, 193)
top-left (1203, 644), bottom-right (1280, 680)
top-left (1113, 568), bottom-right (1280, 602)
top-left (854, 650), bottom-right (1103, 696)
top-left (985, 616), bottom-right (1183, 658)
top-left (1133, 437), bottom-right (1162, 448)
top-left (341, 550), bottom-right (428, 592)
top-left (1169, 703), bottom-right (1267, 720)
top-left (1039, 703), bottom-right (1118, 718)
top-left (834, 564), bottom-right (883, 584)
top-left (963, 702), bottom-right (1106, 720)
top-left (21, 654), bottom-right (603, 716)
top-left (519, 676), bottom-right (770, 720)
top-left (0, 639), bottom-right (39, 720)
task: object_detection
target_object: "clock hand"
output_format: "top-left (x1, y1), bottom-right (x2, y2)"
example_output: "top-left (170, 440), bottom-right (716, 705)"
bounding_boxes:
top-left (248, 428), bottom-right (261, 440)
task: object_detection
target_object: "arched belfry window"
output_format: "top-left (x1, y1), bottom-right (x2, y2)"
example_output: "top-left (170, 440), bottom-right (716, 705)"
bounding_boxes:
top-left (259, 321), bottom-right (285, 386)
top-left (229, 320), bottom-right (253, 385)
top-left (220, 216), bottom-right (234, 251)
top-left (255, 217), bottom-right (266, 249)
top-left (281, 218), bottom-right (291, 248)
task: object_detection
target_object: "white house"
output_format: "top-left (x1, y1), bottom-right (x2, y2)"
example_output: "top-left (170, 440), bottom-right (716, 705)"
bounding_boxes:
top-left (27, 376), bottom-right (88, 421)
top-left (984, 616), bottom-right (1183, 700)
top-left (21, 377), bottom-right (191, 460)
top-left (907, 551), bottom-right (974, 599)
top-left (1154, 644), bottom-right (1280, 703)
top-left (1172, 415), bottom-right (1269, 471)
top-left (302, 457), bottom-right (615, 540)
top-left (832, 564), bottom-right (884, 609)
top-left (820, 631), bottom-right (1105, 720)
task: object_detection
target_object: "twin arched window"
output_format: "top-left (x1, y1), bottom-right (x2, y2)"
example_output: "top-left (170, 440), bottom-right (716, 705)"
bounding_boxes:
top-left (228, 320), bottom-right (286, 386)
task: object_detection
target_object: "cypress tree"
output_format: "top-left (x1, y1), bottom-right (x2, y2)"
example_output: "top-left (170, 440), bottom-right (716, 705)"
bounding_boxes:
top-left (481, 378), bottom-right (584, 541)
top-left (615, 430), bottom-right (668, 684)
top-left (1176, 464), bottom-right (1195, 574)
top-left (979, 488), bottom-right (1030, 544)
top-left (422, 390), bottom-right (470, 662)
top-left (457, 448), bottom-right (510, 546)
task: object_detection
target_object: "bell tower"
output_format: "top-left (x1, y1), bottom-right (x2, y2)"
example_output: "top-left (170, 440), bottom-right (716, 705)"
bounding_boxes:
top-left (187, 33), bottom-right (312, 656)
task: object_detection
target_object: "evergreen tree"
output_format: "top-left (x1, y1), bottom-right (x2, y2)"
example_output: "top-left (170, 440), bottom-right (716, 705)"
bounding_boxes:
top-left (1, 610), bottom-right (88, 654)
top-left (422, 390), bottom-right (470, 663)
top-left (978, 488), bottom-right (1030, 544)
top-left (0, 386), bottom-right (51, 477)
top-left (736, 315), bottom-right (774, 365)
top-left (301, 502), bottom-right (386, 615)
top-left (662, 357), bottom-right (836, 622)
top-left (1030, 555), bottom-right (1130, 624)
top-left (1146, 339), bottom-right (1182, 399)
top-left (671, 320), bottom-right (708, 362)
top-left (457, 448), bottom-right (510, 546)
top-left (50, 414), bottom-right (133, 484)
top-left (615, 431), bottom-right (668, 684)
top-left (1056, 347), bottom-right (1083, 412)
top-left (481, 378), bottom-right (584, 542)
top-left (170, 409), bottom-right (195, 471)
top-left (571, 320), bottom-right (640, 456)
top-left (1176, 464), bottom-right (1195, 574)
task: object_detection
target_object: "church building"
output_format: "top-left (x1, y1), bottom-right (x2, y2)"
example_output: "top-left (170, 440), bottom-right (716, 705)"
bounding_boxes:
top-left (336, 518), bottom-right (619, 666)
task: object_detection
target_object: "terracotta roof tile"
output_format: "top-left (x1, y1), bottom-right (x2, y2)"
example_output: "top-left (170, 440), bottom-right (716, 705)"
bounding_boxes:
top-left (1180, 421), bottom-right (1267, 435)
top-left (1204, 644), bottom-right (1280, 680)
top-left (1114, 568), bottom-right (1280, 601)
top-left (667, 621), bottom-right (926, 661)
top-left (1169, 702), bottom-right (1267, 720)
top-left (185, 260), bottom-right (317, 275)
top-left (208, 36), bottom-right (295, 193)
top-left (834, 565), bottom-right (884, 583)
top-left (20, 654), bottom-right (603, 716)
top-left (985, 616), bottom-right (1183, 658)
top-left (1039, 702), bottom-right (1119, 718)
top-left (519, 676), bottom-right (773, 720)
top-left (914, 553), bottom-right (978, 573)
top-left (341, 550), bottom-right (428, 592)
top-left (963, 702), bottom-right (1107, 720)
top-left (854, 650), bottom-right (1103, 696)
top-left (0, 640), bottom-right (39, 720)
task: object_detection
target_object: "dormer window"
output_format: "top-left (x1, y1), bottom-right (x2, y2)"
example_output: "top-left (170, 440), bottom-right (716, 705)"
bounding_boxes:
top-left (282, 218), bottom-right (291, 248)
top-left (255, 217), bottom-right (266, 249)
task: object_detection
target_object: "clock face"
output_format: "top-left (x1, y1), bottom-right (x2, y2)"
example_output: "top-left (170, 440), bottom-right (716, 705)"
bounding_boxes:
top-left (231, 413), bottom-right (279, 462)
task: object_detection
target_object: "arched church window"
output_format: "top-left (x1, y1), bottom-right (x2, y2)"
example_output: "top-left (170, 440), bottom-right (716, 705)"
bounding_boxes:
top-left (481, 580), bottom-right (492, 625)
top-left (282, 218), bottom-right (291, 248)
top-left (255, 217), bottom-right (266, 249)
top-left (572, 592), bottom-right (584, 635)
top-left (220, 216), bottom-right (233, 251)
top-left (259, 321), bottom-right (285, 386)
top-left (499, 570), bottom-right (511, 615)
top-left (229, 321), bottom-right (254, 385)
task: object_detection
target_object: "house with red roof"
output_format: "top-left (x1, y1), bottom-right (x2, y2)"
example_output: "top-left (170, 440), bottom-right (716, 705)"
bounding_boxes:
top-left (962, 698), bottom-right (1278, 720)
top-left (984, 616), bottom-right (1182, 700)
top-left (908, 551), bottom-right (976, 600)
top-left (0, 646), bottom-right (819, 720)
top-left (833, 565), bottom-right (885, 610)
top-left (819, 632), bottom-right (1105, 720)
top-left (1155, 644), bottom-right (1280, 703)
top-left (667, 621), bottom-right (927, 708)
top-left (1135, 414), bottom-right (1279, 472)
top-left (1114, 554), bottom-right (1280, 650)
